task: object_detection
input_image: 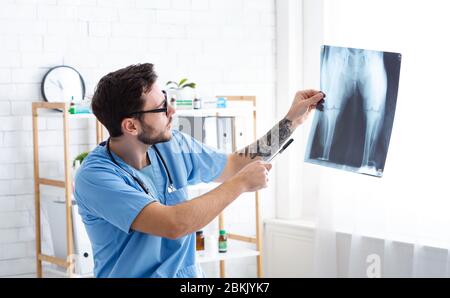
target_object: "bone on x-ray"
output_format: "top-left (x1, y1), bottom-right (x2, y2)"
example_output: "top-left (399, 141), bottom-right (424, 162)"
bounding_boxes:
top-left (305, 45), bottom-right (402, 177)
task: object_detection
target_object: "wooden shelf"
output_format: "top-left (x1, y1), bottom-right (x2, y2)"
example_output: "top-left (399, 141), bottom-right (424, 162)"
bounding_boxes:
top-left (38, 107), bottom-right (254, 118)
top-left (43, 267), bottom-right (94, 278)
top-left (175, 107), bottom-right (255, 117)
top-left (38, 107), bottom-right (255, 119)
top-left (184, 95), bottom-right (263, 278)
top-left (36, 110), bottom-right (96, 119)
top-left (187, 182), bottom-right (220, 192)
top-left (32, 102), bottom-right (104, 278)
top-left (196, 247), bottom-right (260, 264)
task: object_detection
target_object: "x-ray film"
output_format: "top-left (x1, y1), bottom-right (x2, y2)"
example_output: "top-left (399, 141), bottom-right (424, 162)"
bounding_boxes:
top-left (305, 45), bottom-right (402, 177)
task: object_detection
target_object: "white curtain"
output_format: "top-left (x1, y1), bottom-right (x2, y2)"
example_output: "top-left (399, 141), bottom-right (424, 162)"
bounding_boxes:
top-left (308, 0), bottom-right (450, 277)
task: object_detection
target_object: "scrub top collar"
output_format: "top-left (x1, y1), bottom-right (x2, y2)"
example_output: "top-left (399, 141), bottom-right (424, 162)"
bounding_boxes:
top-left (100, 139), bottom-right (149, 178)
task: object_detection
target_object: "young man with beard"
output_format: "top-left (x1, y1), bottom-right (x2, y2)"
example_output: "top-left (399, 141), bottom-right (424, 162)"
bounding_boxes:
top-left (74, 63), bottom-right (325, 277)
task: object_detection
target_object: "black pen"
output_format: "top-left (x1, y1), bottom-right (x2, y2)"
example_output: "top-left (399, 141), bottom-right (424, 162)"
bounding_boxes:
top-left (267, 138), bottom-right (294, 163)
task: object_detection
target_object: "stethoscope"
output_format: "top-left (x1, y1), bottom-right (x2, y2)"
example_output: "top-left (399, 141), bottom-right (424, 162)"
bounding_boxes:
top-left (104, 138), bottom-right (177, 195)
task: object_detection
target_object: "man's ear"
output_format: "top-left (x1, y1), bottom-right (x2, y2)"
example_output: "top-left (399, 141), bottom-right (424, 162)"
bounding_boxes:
top-left (121, 118), bottom-right (139, 136)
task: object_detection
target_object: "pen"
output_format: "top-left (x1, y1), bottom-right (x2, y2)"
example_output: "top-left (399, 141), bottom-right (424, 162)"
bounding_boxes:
top-left (267, 138), bottom-right (294, 163)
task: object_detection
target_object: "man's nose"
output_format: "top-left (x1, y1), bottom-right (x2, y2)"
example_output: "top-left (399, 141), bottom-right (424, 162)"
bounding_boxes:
top-left (168, 102), bottom-right (176, 117)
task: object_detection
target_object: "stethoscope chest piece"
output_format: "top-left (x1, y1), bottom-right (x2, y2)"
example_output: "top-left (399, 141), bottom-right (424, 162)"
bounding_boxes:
top-left (167, 184), bottom-right (176, 194)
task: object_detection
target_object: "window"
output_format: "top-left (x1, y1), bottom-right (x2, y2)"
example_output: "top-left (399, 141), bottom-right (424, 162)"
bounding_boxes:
top-left (292, 0), bottom-right (450, 247)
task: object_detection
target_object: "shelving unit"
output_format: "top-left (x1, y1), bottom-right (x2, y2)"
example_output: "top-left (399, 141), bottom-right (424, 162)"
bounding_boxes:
top-left (32, 102), bottom-right (103, 278)
top-left (178, 96), bottom-right (263, 278)
top-left (32, 96), bottom-right (262, 278)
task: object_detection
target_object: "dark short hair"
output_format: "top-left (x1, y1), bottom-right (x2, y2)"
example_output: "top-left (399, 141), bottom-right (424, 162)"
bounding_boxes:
top-left (91, 63), bottom-right (158, 137)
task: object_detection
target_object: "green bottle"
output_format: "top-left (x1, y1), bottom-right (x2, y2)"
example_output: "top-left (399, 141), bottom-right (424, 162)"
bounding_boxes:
top-left (218, 229), bottom-right (227, 253)
top-left (68, 96), bottom-right (76, 114)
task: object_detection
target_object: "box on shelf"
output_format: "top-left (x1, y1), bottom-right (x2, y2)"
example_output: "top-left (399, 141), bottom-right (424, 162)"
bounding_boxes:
top-left (175, 99), bottom-right (193, 110)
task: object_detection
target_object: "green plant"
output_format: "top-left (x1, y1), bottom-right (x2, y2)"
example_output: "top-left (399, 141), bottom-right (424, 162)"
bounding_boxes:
top-left (73, 151), bottom-right (89, 168)
top-left (165, 78), bottom-right (196, 90)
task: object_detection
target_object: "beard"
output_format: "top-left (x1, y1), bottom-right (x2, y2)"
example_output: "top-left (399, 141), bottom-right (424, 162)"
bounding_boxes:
top-left (137, 118), bottom-right (173, 145)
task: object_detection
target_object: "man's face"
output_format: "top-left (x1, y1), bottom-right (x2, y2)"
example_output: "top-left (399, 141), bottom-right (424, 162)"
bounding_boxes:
top-left (136, 83), bottom-right (176, 145)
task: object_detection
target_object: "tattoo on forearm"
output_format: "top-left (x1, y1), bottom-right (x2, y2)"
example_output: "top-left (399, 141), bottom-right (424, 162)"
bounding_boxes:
top-left (235, 118), bottom-right (293, 161)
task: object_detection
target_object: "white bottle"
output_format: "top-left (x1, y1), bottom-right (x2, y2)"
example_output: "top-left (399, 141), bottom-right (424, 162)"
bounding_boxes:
top-left (170, 94), bottom-right (177, 109)
top-left (204, 235), bottom-right (217, 256)
top-left (193, 98), bottom-right (202, 109)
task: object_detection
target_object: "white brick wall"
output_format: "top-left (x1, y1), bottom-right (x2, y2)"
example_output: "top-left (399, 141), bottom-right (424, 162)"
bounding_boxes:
top-left (0, 0), bottom-right (276, 277)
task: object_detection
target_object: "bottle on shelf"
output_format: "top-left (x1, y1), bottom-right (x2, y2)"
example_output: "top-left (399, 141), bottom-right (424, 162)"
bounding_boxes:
top-left (68, 96), bottom-right (76, 114)
top-left (216, 97), bottom-right (227, 108)
top-left (218, 229), bottom-right (227, 253)
top-left (68, 96), bottom-right (92, 114)
top-left (193, 97), bottom-right (202, 109)
top-left (196, 230), bottom-right (205, 252)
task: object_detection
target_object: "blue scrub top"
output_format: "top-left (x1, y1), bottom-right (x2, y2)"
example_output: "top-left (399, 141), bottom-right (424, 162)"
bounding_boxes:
top-left (74, 130), bottom-right (227, 278)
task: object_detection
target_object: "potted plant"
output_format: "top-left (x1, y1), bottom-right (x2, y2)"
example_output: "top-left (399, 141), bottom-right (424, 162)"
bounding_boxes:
top-left (73, 151), bottom-right (89, 170)
top-left (166, 78), bottom-right (196, 108)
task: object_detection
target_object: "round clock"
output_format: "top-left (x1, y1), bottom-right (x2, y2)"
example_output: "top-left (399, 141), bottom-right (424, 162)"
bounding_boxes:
top-left (41, 65), bottom-right (86, 103)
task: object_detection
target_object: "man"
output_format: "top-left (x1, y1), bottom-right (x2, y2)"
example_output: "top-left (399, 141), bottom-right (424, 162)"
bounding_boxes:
top-left (74, 63), bottom-right (325, 278)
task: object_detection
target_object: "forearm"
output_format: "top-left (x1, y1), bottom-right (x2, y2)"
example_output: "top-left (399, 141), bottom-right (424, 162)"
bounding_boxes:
top-left (214, 116), bottom-right (296, 183)
top-left (173, 178), bottom-right (244, 237)
top-left (235, 117), bottom-right (295, 162)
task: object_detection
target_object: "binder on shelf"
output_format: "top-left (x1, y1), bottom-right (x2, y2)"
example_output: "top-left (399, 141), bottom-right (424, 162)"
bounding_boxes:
top-left (46, 200), bottom-right (68, 263)
top-left (72, 203), bottom-right (94, 276)
top-left (204, 117), bottom-right (219, 149)
top-left (216, 117), bottom-right (234, 153)
top-left (46, 200), bottom-right (94, 276)
top-left (175, 116), bottom-right (219, 150)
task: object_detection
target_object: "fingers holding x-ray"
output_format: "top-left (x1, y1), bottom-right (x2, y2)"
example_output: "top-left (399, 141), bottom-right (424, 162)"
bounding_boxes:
top-left (305, 45), bottom-right (402, 177)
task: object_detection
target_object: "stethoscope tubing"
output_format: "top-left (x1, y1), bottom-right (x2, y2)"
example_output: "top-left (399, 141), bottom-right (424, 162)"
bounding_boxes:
top-left (105, 138), bottom-right (176, 195)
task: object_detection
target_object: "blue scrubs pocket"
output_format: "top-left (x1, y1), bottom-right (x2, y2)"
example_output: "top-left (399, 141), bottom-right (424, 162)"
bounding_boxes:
top-left (175, 263), bottom-right (205, 278)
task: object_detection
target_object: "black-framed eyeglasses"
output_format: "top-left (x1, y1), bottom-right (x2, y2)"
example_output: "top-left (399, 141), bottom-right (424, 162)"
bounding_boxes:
top-left (128, 90), bottom-right (168, 117)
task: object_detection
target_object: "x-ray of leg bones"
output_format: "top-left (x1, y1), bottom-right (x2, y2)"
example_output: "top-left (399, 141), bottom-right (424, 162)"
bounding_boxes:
top-left (305, 45), bottom-right (402, 177)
